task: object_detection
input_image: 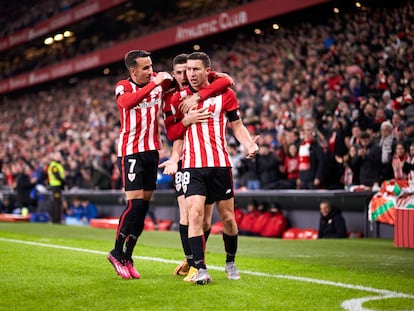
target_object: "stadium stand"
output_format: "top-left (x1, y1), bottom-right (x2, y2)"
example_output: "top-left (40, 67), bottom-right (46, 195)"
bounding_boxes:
top-left (0, 0), bottom-right (411, 238)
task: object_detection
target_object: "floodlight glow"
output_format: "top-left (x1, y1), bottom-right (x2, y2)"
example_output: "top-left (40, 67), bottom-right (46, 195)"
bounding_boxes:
top-left (44, 37), bottom-right (54, 45)
top-left (54, 34), bottom-right (64, 41)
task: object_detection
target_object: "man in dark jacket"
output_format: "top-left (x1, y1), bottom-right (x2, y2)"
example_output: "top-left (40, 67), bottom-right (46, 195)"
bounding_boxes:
top-left (318, 200), bottom-right (347, 238)
top-left (354, 131), bottom-right (382, 188)
top-left (256, 143), bottom-right (282, 189)
top-left (15, 165), bottom-right (37, 212)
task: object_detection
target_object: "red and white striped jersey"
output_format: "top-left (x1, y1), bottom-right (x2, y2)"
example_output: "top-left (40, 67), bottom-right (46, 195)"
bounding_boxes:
top-left (162, 75), bottom-right (233, 142)
top-left (171, 87), bottom-right (239, 168)
top-left (115, 76), bottom-right (166, 156)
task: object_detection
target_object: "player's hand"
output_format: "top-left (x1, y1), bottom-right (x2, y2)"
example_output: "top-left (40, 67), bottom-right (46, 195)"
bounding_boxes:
top-left (154, 72), bottom-right (173, 85)
top-left (245, 135), bottom-right (260, 159)
top-left (158, 159), bottom-right (178, 175)
top-left (182, 107), bottom-right (212, 127)
top-left (179, 94), bottom-right (200, 113)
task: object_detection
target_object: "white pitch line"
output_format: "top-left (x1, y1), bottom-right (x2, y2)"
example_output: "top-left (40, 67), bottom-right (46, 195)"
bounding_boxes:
top-left (1, 237), bottom-right (413, 311)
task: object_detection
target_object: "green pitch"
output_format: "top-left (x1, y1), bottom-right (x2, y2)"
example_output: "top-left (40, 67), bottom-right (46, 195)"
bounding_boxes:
top-left (0, 222), bottom-right (413, 311)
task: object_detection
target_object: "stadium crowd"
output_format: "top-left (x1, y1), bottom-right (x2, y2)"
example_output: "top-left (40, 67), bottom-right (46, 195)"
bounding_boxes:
top-left (1, 1), bottom-right (414, 211)
top-left (0, 0), bottom-right (252, 79)
top-left (0, 0), bottom-right (85, 38)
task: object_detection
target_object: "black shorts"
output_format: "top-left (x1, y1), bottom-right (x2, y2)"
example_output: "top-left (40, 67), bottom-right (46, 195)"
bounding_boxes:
top-left (118, 151), bottom-right (159, 191)
top-left (182, 167), bottom-right (234, 204)
top-left (173, 160), bottom-right (184, 197)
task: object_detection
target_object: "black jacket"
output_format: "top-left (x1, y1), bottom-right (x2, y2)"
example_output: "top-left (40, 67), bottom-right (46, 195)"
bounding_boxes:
top-left (318, 208), bottom-right (347, 238)
top-left (15, 172), bottom-right (35, 207)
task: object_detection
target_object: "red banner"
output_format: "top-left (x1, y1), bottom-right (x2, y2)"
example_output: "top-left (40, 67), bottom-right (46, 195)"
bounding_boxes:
top-left (0, 0), bottom-right (330, 94)
top-left (0, 0), bottom-right (127, 52)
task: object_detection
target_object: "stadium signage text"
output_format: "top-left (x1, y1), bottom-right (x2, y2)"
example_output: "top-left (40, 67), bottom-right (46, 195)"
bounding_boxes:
top-left (0, 0), bottom-right (127, 52)
top-left (175, 11), bottom-right (248, 41)
top-left (29, 72), bottom-right (50, 84)
top-left (51, 64), bottom-right (74, 78)
top-left (9, 76), bottom-right (27, 89)
top-left (74, 55), bottom-right (101, 70)
top-left (50, 13), bottom-right (73, 29)
top-left (28, 26), bottom-right (50, 40)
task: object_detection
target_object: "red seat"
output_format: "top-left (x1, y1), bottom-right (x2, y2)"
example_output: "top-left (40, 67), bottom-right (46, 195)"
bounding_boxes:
top-left (157, 219), bottom-right (173, 231)
top-left (282, 228), bottom-right (300, 239)
top-left (297, 228), bottom-right (318, 240)
top-left (144, 218), bottom-right (155, 231)
top-left (210, 222), bottom-right (224, 234)
top-left (89, 218), bottom-right (118, 229)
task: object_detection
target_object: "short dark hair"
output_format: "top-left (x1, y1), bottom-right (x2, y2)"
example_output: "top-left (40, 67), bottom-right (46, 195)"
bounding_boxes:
top-left (173, 53), bottom-right (188, 66)
top-left (359, 131), bottom-right (371, 140)
top-left (187, 52), bottom-right (211, 68)
top-left (124, 50), bottom-right (151, 69)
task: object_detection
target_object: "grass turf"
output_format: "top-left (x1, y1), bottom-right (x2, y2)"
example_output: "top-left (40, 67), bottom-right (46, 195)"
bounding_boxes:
top-left (0, 222), bottom-right (413, 311)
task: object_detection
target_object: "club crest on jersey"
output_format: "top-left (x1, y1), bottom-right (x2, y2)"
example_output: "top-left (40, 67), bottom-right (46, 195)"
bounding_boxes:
top-left (175, 182), bottom-right (182, 192)
top-left (128, 173), bottom-right (136, 182)
top-left (208, 104), bottom-right (216, 113)
top-left (182, 184), bottom-right (187, 194)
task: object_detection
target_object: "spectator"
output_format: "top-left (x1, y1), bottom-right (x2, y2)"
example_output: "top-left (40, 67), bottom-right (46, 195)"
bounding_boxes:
top-left (326, 116), bottom-right (349, 189)
top-left (65, 197), bottom-right (83, 219)
top-left (249, 201), bottom-right (271, 236)
top-left (256, 143), bottom-right (281, 189)
top-left (91, 142), bottom-right (114, 190)
top-left (297, 121), bottom-right (325, 189)
top-left (66, 159), bottom-right (86, 189)
top-left (234, 203), bottom-right (244, 228)
top-left (278, 143), bottom-right (299, 189)
top-left (403, 142), bottom-right (414, 188)
top-left (345, 122), bottom-right (362, 149)
top-left (402, 120), bottom-right (414, 151)
top-left (242, 156), bottom-right (261, 190)
top-left (0, 196), bottom-right (16, 214)
top-left (391, 111), bottom-right (405, 137)
top-left (238, 201), bottom-right (259, 236)
top-left (260, 203), bottom-right (289, 238)
top-left (79, 199), bottom-right (98, 224)
top-left (378, 120), bottom-right (395, 182)
top-left (354, 131), bottom-right (382, 189)
top-left (227, 143), bottom-right (246, 190)
top-left (15, 165), bottom-right (37, 212)
top-left (392, 141), bottom-right (408, 180)
top-left (357, 102), bottom-right (376, 131)
top-left (343, 144), bottom-right (360, 189)
top-left (318, 200), bottom-right (347, 239)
